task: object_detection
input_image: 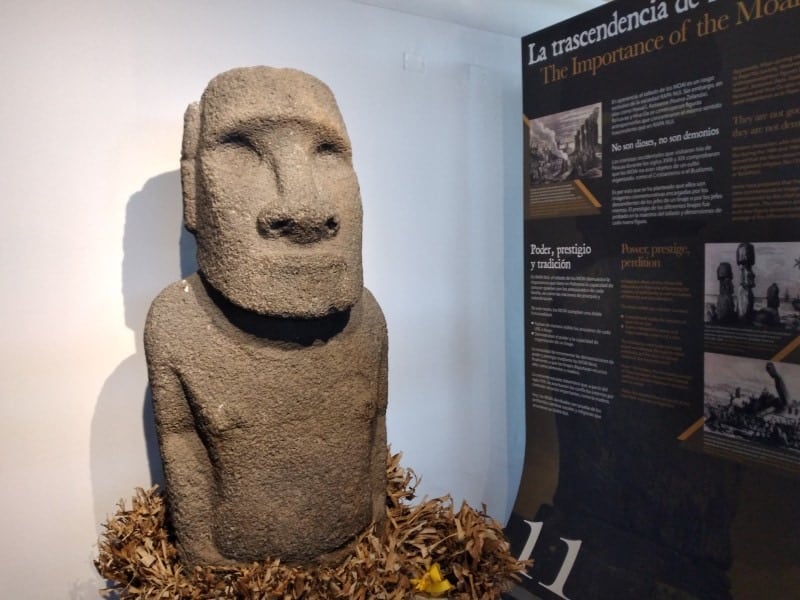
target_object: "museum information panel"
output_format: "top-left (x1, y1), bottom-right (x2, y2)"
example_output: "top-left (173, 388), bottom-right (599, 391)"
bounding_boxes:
top-left (506, 1), bottom-right (800, 598)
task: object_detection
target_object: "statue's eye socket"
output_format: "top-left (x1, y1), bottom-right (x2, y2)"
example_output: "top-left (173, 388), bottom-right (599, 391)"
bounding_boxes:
top-left (316, 140), bottom-right (345, 156)
top-left (219, 132), bottom-right (257, 152)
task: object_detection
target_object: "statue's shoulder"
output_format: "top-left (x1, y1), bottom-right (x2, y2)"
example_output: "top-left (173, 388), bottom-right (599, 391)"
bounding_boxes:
top-left (144, 273), bottom-right (209, 352)
top-left (359, 287), bottom-right (387, 332)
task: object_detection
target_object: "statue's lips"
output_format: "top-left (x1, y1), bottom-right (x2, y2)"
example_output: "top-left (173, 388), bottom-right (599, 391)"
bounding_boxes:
top-left (258, 253), bottom-right (352, 277)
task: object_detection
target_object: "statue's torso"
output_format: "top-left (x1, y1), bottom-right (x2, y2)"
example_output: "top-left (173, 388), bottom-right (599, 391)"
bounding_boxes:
top-left (145, 273), bottom-right (387, 563)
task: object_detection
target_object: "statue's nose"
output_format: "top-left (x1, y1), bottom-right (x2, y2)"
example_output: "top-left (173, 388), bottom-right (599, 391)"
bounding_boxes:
top-left (257, 210), bottom-right (339, 243)
top-left (256, 142), bottom-right (340, 243)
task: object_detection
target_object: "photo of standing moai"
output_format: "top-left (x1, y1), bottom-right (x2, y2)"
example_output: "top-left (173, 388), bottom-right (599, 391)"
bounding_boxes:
top-left (706, 242), bottom-right (800, 330)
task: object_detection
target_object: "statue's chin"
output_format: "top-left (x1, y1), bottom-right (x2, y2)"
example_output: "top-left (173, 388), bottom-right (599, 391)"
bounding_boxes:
top-left (199, 255), bottom-right (362, 318)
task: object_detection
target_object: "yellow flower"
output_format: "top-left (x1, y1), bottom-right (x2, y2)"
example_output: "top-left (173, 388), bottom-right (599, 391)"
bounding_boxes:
top-left (411, 563), bottom-right (453, 597)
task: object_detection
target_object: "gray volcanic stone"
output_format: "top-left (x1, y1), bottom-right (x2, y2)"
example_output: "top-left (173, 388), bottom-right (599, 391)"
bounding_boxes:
top-left (144, 67), bottom-right (388, 567)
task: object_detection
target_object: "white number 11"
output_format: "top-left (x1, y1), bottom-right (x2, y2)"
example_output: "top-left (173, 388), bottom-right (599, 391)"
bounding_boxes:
top-left (517, 520), bottom-right (582, 600)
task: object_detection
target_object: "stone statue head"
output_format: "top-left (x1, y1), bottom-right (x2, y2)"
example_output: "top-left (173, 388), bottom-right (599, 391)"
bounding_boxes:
top-left (181, 67), bottom-right (363, 318)
top-left (766, 361), bottom-right (777, 377)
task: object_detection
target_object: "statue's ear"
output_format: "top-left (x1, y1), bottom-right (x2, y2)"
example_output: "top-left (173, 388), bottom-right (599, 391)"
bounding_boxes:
top-left (181, 102), bottom-right (200, 234)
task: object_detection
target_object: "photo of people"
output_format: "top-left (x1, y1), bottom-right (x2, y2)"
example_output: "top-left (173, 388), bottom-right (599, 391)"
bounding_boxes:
top-left (704, 352), bottom-right (800, 455)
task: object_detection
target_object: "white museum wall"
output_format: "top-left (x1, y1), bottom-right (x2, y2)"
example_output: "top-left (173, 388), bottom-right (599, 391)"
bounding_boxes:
top-left (0, 0), bottom-right (594, 596)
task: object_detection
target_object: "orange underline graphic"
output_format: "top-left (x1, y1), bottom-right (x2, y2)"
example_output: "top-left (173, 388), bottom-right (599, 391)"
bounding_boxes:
top-left (771, 336), bottom-right (800, 363)
top-left (677, 417), bottom-right (706, 441)
top-left (574, 179), bottom-right (601, 208)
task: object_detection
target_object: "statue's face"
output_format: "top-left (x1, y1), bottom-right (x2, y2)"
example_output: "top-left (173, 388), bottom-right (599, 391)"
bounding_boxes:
top-left (190, 68), bottom-right (363, 317)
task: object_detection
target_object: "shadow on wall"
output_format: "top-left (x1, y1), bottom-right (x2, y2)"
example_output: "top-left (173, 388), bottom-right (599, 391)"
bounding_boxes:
top-left (90, 170), bottom-right (197, 529)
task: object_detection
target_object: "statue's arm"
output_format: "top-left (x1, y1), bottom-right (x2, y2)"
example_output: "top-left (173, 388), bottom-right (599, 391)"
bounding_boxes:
top-left (371, 312), bottom-right (389, 525)
top-left (145, 298), bottom-right (226, 565)
top-left (148, 359), bottom-right (227, 565)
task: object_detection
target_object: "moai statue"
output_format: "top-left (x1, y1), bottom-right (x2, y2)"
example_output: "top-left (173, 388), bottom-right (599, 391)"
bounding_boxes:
top-left (767, 282), bottom-right (780, 310)
top-left (144, 67), bottom-right (388, 567)
top-left (755, 282), bottom-right (782, 326)
top-left (766, 362), bottom-right (789, 412)
top-left (737, 242), bottom-right (756, 321)
top-left (716, 261), bottom-right (736, 323)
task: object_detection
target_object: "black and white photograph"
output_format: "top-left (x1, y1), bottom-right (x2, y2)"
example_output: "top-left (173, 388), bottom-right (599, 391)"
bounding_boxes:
top-left (704, 352), bottom-right (800, 455)
top-left (528, 102), bottom-right (602, 186)
top-left (704, 241), bottom-right (800, 330)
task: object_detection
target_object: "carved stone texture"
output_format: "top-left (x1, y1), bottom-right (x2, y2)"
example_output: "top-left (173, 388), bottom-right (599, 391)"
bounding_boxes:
top-left (144, 67), bottom-right (388, 567)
